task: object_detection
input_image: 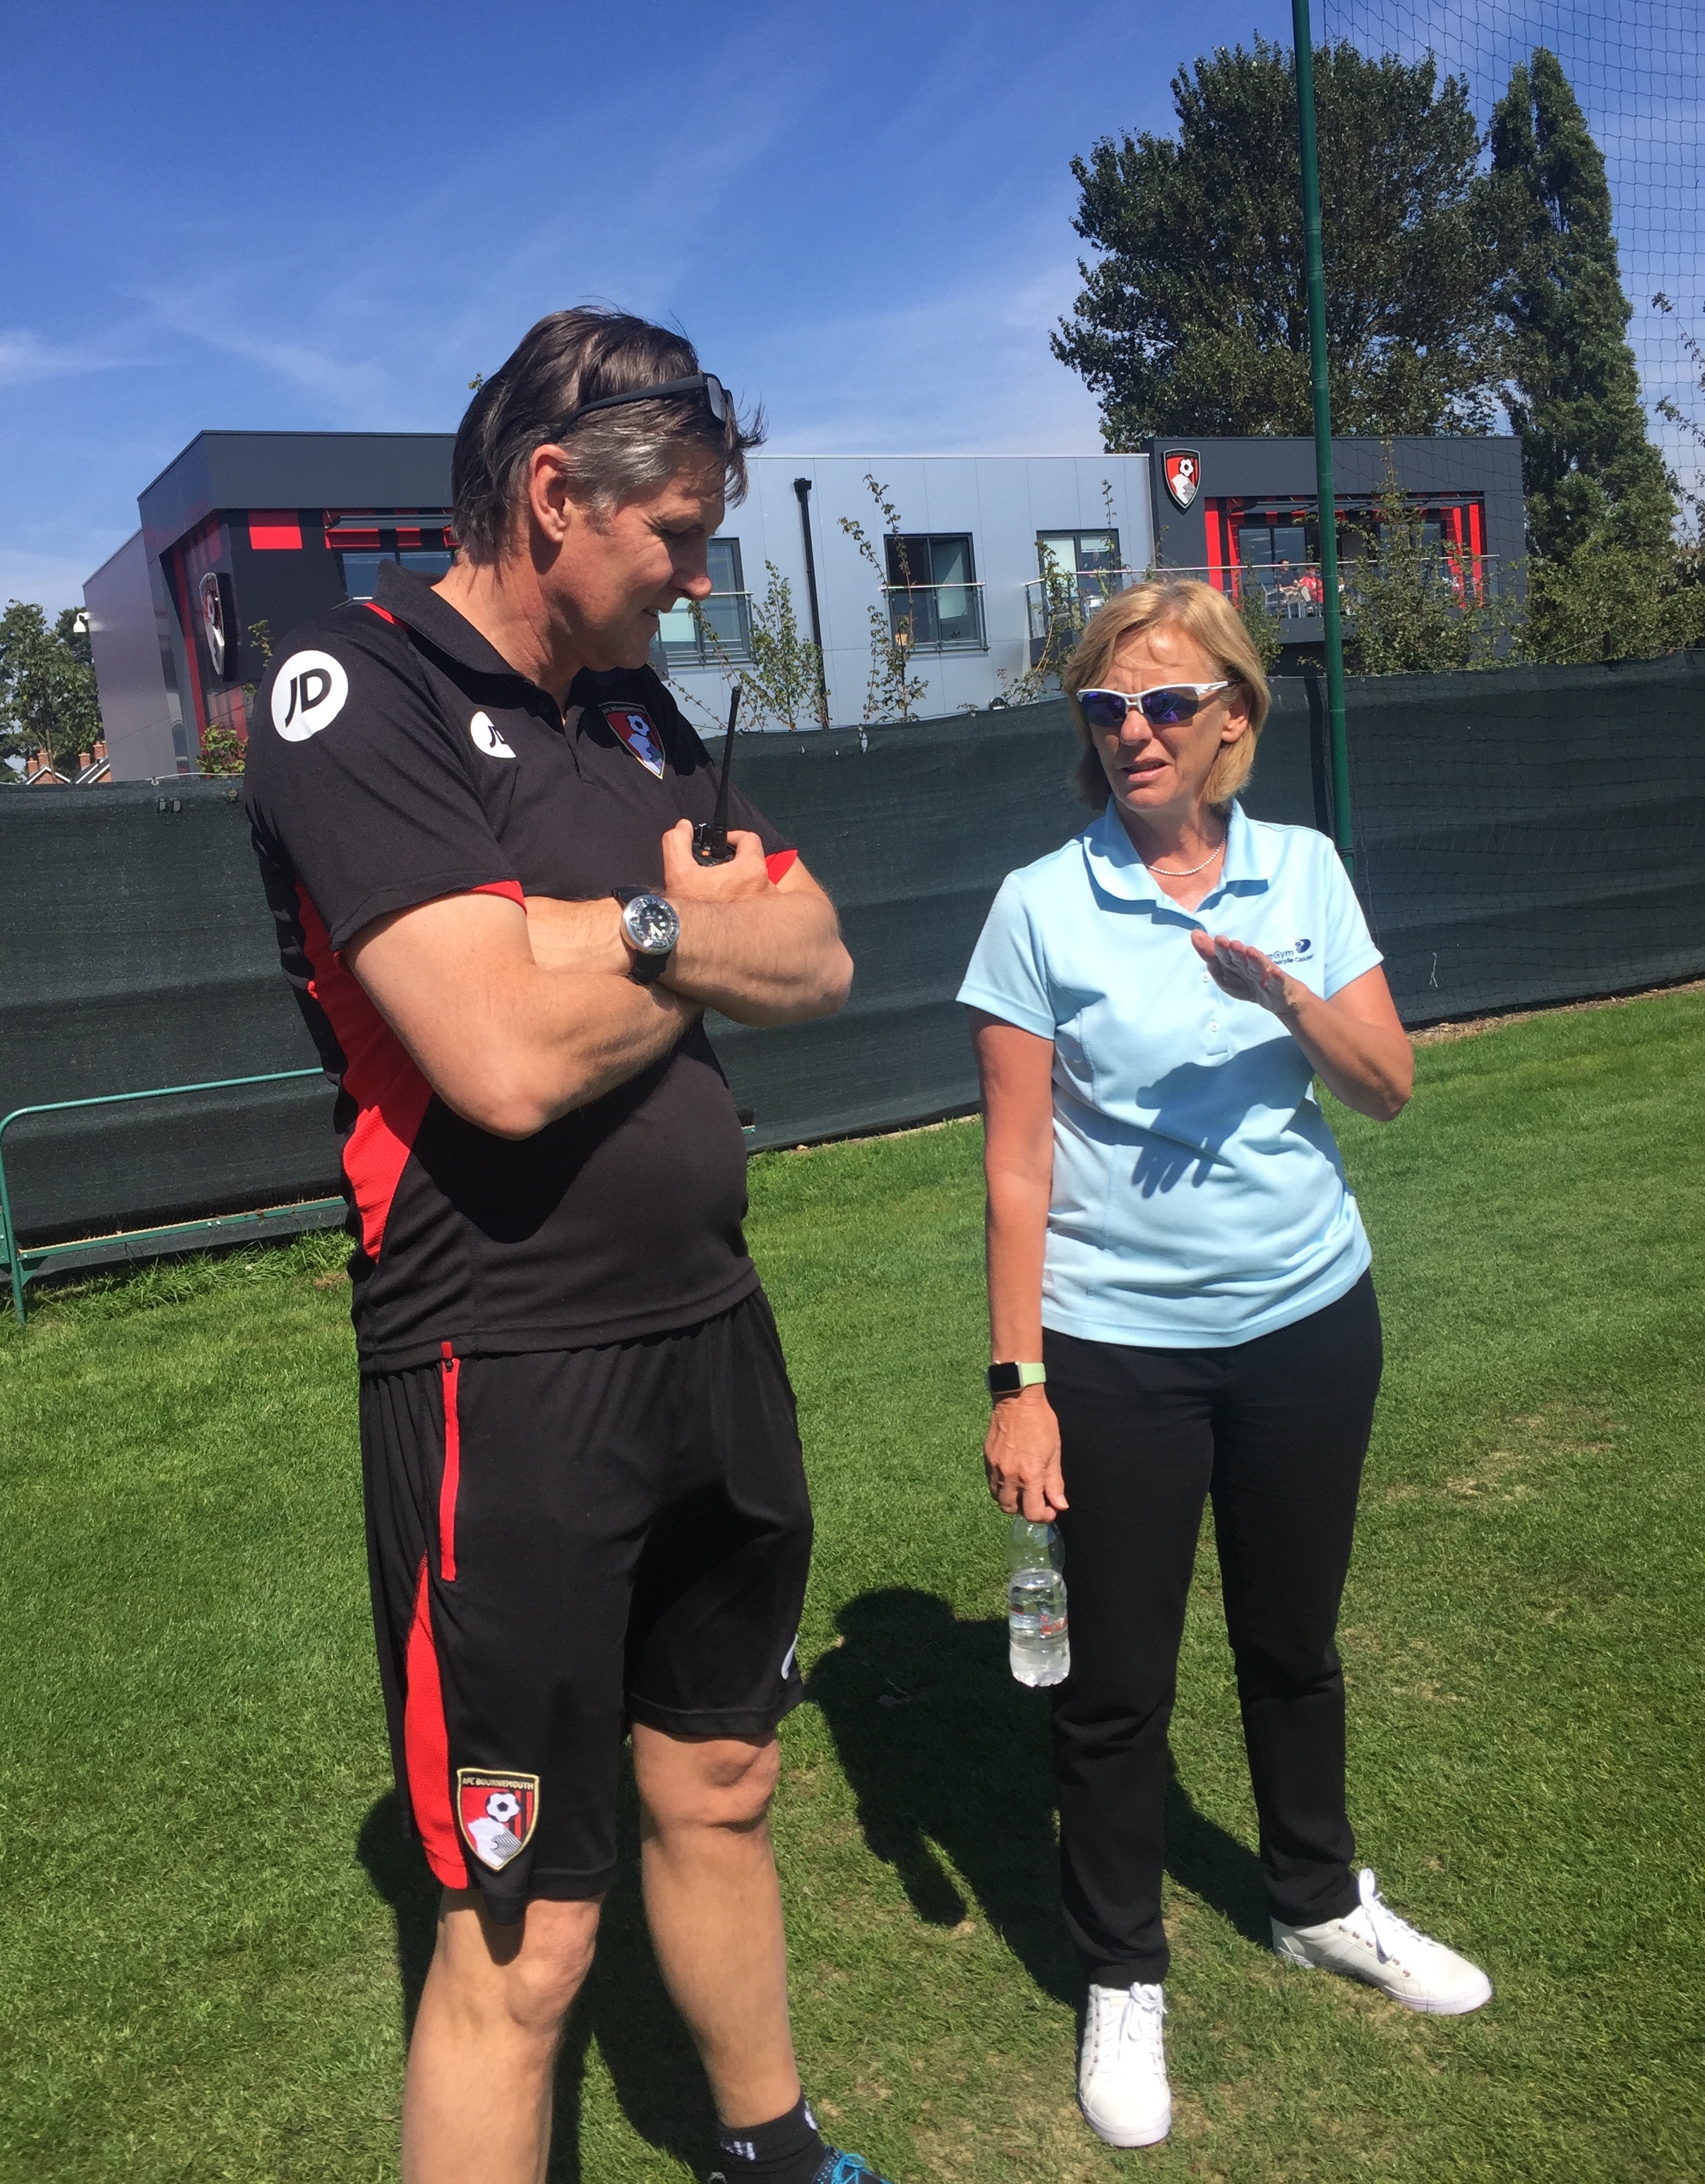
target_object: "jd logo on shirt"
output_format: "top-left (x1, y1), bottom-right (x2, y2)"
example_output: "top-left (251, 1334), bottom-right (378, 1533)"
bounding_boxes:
top-left (602, 705), bottom-right (666, 777)
top-left (272, 650), bottom-right (350, 741)
top-left (469, 711), bottom-right (516, 759)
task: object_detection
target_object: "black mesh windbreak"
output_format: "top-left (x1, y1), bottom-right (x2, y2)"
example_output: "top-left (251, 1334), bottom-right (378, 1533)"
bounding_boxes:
top-left (3, 660), bottom-right (1701, 1246)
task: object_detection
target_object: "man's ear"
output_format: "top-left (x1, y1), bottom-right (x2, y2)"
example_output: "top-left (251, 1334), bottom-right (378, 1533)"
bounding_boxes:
top-left (524, 444), bottom-right (574, 548)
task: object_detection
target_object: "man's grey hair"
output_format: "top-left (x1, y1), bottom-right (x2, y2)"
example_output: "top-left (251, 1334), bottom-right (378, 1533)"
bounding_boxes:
top-left (450, 306), bottom-right (763, 563)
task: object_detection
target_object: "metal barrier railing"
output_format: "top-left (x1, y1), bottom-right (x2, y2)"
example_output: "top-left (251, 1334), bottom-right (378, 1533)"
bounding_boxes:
top-left (0, 1068), bottom-right (344, 1325)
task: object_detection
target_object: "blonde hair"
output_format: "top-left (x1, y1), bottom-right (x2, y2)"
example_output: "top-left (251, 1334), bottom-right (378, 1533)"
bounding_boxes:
top-left (1063, 578), bottom-right (1271, 811)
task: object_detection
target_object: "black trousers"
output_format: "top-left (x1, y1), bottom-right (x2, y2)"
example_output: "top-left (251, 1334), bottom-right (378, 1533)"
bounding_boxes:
top-left (1046, 1272), bottom-right (1382, 1986)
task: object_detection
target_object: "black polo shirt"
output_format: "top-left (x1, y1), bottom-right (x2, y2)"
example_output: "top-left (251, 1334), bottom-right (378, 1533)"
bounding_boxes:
top-left (244, 561), bottom-right (795, 1372)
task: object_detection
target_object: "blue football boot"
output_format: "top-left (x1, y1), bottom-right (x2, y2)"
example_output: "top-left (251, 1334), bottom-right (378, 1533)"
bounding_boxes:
top-left (709, 2154), bottom-right (895, 2184)
top-left (813, 2156), bottom-right (895, 2184)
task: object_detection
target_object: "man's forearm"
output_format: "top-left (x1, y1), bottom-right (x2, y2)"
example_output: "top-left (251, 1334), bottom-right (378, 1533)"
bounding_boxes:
top-left (664, 892), bottom-right (851, 1025)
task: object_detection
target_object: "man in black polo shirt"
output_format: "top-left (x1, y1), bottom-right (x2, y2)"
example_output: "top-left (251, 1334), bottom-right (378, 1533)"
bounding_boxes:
top-left (246, 309), bottom-right (890, 2184)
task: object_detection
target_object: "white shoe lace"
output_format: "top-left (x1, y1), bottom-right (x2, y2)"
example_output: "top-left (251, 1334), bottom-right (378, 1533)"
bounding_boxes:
top-left (1091, 1981), bottom-right (1166, 2073)
top-left (1347, 1867), bottom-right (1435, 1967)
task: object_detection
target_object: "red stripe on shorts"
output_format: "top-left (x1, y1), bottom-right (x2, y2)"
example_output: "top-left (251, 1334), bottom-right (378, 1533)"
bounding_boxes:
top-left (405, 1556), bottom-right (468, 1887)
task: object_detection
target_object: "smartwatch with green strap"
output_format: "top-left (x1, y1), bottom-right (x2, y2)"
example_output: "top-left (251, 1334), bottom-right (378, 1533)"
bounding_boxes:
top-left (986, 1361), bottom-right (1047, 1397)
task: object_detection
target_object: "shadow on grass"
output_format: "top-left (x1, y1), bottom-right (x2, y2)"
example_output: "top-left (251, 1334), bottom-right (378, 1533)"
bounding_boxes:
top-left (355, 1589), bottom-right (1264, 2176)
top-left (808, 1589), bottom-right (1269, 1974)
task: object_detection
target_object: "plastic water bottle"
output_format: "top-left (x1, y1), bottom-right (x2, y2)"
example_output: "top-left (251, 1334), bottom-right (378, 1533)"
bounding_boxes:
top-left (1007, 1516), bottom-right (1070, 1687)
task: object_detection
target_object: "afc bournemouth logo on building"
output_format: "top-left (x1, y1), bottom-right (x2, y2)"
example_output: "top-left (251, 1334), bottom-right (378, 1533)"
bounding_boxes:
top-left (1163, 450), bottom-right (1203, 510)
top-left (456, 1770), bottom-right (539, 1871)
top-left (199, 570), bottom-right (233, 679)
top-left (602, 704), bottom-right (666, 777)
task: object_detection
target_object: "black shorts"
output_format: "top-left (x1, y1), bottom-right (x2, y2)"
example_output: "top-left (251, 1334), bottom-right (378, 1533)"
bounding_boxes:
top-left (359, 1289), bottom-right (812, 1921)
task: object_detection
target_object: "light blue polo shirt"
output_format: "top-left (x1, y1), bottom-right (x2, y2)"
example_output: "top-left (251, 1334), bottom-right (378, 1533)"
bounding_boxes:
top-left (957, 801), bottom-right (1384, 1348)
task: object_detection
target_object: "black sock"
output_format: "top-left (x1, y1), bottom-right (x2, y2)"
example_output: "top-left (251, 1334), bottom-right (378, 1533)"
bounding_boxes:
top-left (715, 2094), bottom-right (829, 2184)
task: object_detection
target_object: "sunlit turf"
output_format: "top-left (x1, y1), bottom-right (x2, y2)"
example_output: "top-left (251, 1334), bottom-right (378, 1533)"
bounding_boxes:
top-left (2, 990), bottom-right (1702, 2182)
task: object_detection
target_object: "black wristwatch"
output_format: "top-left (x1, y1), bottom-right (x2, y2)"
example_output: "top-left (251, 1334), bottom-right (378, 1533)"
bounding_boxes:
top-left (611, 888), bottom-right (680, 984)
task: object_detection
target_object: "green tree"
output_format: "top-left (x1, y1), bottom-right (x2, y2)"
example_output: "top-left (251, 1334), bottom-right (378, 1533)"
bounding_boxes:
top-left (1490, 50), bottom-right (1675, 563)
top-left (0, 601), bottom-right (102, 779)
top-left (838, 477), bottom-right (927, 724)
top-left (736, 563), bottom-right (825, 732)
top-left (1343, 458), bottom-right (1519, 672)
top-left (1516, 542), bottom-right (1705, 664)
top-left (1053, 38), bottom-right (1504, 443)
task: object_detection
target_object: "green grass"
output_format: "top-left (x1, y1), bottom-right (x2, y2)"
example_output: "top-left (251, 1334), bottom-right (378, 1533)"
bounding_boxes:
top-left (3, 991), bottom-right (1703, 2183)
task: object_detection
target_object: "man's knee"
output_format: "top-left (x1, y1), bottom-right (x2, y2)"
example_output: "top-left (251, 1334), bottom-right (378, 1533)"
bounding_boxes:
top-left (436, 1892), bottom-right (601, 2039)
top-left (638, 1729), bottom-right (782, 1837)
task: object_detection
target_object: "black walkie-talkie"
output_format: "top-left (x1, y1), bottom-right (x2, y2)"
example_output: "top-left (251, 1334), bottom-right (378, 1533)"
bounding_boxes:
top-left (691, 682), bottom-right (742, 865)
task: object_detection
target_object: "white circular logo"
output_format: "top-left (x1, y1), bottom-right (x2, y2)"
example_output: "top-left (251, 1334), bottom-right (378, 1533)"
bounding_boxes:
top-left (469, 710), bottom-right (516, 758)
top-left (272, 650), bottom-right (349, 741)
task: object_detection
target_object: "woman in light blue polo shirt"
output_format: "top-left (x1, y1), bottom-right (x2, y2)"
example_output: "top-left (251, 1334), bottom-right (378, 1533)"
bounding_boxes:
top-left (959, 579), bottom-right (1490, 2151)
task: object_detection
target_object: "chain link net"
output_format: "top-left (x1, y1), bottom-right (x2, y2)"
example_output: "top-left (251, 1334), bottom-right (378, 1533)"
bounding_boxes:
top-left (1319, 1), bottom-right (1704, 525)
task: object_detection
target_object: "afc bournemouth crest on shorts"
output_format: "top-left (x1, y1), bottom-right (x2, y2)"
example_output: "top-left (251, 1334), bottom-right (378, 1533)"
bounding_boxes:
top-left (603, 704), bottom-right (666, 777)
top-left (456, 1770), bottom-right (539, 1871)
top-left (1163, 449), bottom-right (1202, 509)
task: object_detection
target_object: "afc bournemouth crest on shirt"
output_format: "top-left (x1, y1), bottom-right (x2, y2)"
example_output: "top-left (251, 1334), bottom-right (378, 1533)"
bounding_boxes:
top-left (456, 1770), bottom-right (539, 1871)
top-left (1163, 449), bottom-right (1203, 509)
top-left (603, 704), bottom-right (666, 777)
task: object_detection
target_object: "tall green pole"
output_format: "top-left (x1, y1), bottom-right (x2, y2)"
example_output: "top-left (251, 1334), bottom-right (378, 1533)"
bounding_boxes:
top-left (1292, 0), bottom-right (1353, 875)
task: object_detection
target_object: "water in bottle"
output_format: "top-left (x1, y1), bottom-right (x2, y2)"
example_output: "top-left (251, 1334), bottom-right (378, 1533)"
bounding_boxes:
top-left (1007, 1515), bottom-right (1070, 1687)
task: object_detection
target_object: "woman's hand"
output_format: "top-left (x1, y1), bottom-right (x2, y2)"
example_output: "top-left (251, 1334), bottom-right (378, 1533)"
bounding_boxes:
top-left (983, 1386), bottom-right (1068, 1522)
top-left (1190, 934), bottom-right (1414, 1123)
top-left (1192, 929), bottom-right (1300, 1016)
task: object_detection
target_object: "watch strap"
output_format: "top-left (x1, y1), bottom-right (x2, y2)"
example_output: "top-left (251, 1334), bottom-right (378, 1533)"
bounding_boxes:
top-left (986, 1360), bottom-right (1047, 1397)
top-left (611, 888), bottom-right (676, 983)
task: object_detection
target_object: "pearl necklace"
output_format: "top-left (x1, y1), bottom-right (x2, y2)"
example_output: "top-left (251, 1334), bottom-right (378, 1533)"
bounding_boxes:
top-left (1145, 840), bottom-right (1226, 879)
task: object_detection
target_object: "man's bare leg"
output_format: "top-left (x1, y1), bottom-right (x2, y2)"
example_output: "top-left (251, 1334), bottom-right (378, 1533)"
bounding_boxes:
top-left (401, 1891), bottom-right (602, 2184)
top-left (633, 1724), bottom-right (803, 2130)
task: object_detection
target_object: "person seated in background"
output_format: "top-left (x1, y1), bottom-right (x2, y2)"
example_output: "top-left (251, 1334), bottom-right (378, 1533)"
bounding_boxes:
top-left (958, 577), bottom-right (1492, 2152)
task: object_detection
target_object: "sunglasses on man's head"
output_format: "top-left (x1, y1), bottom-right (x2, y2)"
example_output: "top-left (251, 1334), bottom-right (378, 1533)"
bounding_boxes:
top-left (550, 372), bottom-right (731, 438)
top-left (1077, 681), bottom-right (1231, 730)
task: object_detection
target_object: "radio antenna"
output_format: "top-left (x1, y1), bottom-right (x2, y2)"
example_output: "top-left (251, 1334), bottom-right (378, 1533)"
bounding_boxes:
top-left (692, 681), bottom-right (742, 864)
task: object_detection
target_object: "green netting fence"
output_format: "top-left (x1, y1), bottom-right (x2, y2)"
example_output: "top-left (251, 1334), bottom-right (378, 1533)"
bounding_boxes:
top-left (3, 658), bottom-right (1701, 1295)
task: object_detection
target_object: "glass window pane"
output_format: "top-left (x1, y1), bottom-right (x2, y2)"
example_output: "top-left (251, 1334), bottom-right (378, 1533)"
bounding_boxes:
top-left (655, 603), bottom-right (698, 647)
top-left (1036, 533), bottom-right (1078, 577)
top-left (707, 537), bottom-right (742, 592)
top-left (400, 550), bottom-right (453, 580)
top-left (340, 552), bottom-right (386, 601)
top-left (928, 535), bottom-right (971, 587)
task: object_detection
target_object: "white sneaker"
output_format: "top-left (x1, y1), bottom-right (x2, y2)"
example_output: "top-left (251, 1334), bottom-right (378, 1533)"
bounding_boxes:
top-left (1077, 1981), bottom-right (1171, 2147)
top-left (1272, 1867), bottom-right (1492, 2015)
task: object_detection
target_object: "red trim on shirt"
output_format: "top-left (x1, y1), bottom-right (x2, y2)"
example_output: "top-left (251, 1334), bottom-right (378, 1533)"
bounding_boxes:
top-left (438, 1344), bottom-right (462, 1582)
top-left (295, 885), bottom-right (433, 1262)
top-left (765, 848), bottom-right (798, 885)
top-left (365, 602), bottom-right (399, 624)
top-left (469, 880), bottom-right (525, 905)
top-left (405, 1556), bottom-right (469, 1887)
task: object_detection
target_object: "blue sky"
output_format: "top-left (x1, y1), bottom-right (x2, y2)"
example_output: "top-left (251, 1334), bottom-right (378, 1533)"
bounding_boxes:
top-left (1, 0), bottom-right (1293, 611)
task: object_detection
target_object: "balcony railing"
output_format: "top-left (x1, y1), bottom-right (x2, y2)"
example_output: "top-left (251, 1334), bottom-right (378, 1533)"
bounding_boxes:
top-left (1025, 568), bottom-right (1148, 644)
top-left (1026, 558), bottom-right (1502, 653)
top-left (885, 582), bottom-right (986, 653)
top-left (655, 591), bottom-right (753, 667)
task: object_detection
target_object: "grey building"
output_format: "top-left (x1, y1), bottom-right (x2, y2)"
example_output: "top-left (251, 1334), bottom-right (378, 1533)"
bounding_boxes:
top-left (84, 431), bottom-right (1524, 775)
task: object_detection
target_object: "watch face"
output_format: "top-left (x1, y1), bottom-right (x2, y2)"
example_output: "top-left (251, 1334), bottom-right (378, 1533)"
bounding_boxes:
top-left (623, 893), bottom-right (678, 954)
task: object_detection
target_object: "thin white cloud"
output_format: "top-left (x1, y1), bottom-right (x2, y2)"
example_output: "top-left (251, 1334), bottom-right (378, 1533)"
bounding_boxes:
top-left (0, 328), bottom-right (145, 388)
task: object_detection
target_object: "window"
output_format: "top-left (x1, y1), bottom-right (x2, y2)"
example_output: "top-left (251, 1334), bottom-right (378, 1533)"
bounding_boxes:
top-left (1036, 530), bottom-right (1124, 613)
top-left (655, 536), bottom-right (752, 666)
top-left (340, 547), bottom-right (453, 601)
top-left (884, 533), bottom-right (984, 651)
